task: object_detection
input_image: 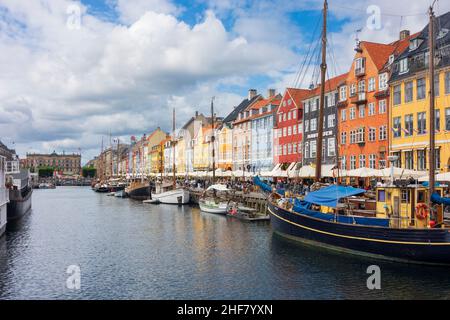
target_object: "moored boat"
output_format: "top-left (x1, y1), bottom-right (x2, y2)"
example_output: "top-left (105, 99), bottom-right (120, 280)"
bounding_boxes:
top-left (6, 167), bottom-right (33, 222)
top-left (152, 182), bottom-right (190, 205)
top-left (199, 184), bottom-right (231, 214)
top-left (0, 156), bottom-right (8, 237)
top-left (125, 179), bottom-right (150, 201)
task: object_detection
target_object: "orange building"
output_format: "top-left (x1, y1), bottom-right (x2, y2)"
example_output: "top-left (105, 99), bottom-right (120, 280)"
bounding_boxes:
top-left (338, 34), bottom-right (414, 172)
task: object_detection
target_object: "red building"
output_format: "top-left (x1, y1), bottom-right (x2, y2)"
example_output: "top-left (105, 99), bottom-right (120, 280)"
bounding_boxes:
top-left (274, 88), bottom-right (311, 166)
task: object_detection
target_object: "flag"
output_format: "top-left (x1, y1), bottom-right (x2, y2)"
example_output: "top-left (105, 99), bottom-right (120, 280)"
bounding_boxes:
top-left (402, 128), bottom-right (409, 134)
top-left (391, 127), bottom-right (399, 133)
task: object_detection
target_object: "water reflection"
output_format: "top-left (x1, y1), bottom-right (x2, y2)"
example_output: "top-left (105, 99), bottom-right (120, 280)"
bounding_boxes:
top-left (0, 187), bottom-right (449, 299)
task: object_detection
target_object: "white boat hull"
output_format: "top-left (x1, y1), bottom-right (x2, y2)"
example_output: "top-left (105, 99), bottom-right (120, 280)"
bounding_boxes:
top-left (199, 200), bottom-right (229, 214)
top-left (0, 203), bottom-right (7, 238)
top-left (152, 188), bottom-right (190, 205)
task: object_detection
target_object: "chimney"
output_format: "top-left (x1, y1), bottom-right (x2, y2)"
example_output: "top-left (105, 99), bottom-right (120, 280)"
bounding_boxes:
top-left (248, 89), bottom-right (257, 100)
top-left (195, 111), bottom-right (199, 117)
top-left (268, 89), bottom-right (276, 98)
top-left (399, 30), bottom-right (410, 40)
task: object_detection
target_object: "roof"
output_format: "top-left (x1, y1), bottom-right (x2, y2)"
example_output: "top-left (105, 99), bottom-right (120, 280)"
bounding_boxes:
top-left (222, 94), bottom-right (261, 124)
top-left (304, 73), bottom-right (348, 99)
top-left (286, 88), bottom-right (311, 108)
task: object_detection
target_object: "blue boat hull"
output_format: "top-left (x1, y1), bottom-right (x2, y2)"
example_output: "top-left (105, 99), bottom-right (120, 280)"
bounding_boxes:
top-left (268, 201), bottom-right (450, 265)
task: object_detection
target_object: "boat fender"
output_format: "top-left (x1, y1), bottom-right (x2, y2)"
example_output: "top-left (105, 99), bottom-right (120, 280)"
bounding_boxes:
top-left (415, 203), bottom-right (429, 220)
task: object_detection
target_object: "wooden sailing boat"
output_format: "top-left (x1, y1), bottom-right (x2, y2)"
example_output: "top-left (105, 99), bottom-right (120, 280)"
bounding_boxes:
top-left (199, 97), bottom-right (232, 214)
top-left (152, 109), bottom-right (190, 205)
top-left (262, 1), bottom-right (450, 265)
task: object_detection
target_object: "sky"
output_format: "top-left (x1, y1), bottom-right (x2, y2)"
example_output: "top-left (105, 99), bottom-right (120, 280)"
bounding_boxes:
top-left (0, 0), bottom-right (449, 164)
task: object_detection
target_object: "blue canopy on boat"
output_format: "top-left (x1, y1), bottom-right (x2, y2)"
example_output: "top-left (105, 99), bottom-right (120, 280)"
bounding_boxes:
top-left (253, 176), bottom-right (272, 193)
top-left (304, 185), bottom-right (366, 208)
top-left (431, 193), bottom-right (450, 206)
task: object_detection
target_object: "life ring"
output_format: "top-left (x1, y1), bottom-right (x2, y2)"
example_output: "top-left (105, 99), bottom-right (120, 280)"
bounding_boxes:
top-left (415, 203), bottom-right (429, 220)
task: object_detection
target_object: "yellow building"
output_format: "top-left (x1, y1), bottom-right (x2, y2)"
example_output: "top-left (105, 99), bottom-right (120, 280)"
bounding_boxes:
top-left (389, 39), bottom-right (450, 172)
top-left (176, 137), bottom-right (187, 174)
top-left (217, 124), bottom-right (232, 171)
top-left (150, 140), bottom-right (166, 175)
top-left (193, 126), bottom-right (211, 171)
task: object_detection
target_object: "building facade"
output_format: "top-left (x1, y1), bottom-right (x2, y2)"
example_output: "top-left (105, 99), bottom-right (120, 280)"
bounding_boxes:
top-left (389, 14), bottom-right (450, 172)
top-left (25, 151), bottom-right (81, 175)
top-left (302, 74), bottom-right (346, 167)
top-left (274, 88), bottom-right (310, 166)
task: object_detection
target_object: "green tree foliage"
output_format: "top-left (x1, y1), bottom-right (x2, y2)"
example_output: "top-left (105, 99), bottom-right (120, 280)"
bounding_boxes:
top-left (38, 166), bottom-right (54, 178)
top-left (82, 167), bottom-right (96, 178)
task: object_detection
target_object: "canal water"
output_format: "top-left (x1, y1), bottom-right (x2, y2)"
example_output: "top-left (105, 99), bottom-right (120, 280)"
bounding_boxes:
top-left (0, 187), bottom-right (450, 299)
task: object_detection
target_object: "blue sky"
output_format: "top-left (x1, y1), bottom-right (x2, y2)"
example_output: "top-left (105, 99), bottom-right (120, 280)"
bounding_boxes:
top-left (0, 0), bottom-right (445, 162)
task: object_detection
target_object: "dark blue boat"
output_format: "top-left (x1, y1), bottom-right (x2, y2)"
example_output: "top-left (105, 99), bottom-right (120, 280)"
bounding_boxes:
top-left (254, 177), bottom-right (450, 265)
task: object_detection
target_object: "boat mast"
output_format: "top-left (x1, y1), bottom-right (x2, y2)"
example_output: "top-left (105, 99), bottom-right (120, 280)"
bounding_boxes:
top-left (211, 97), bottom-right (216, 184)
top-left (173, 108), bottom-right (176, 189)
top-left (428, 5), bottom-right (436, 202)
top-left (315, 0), bottom-right (327, 182)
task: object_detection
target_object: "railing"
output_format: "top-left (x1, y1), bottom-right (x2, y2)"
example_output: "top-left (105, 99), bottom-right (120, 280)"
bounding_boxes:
top-left (6, 160), bottom-right (20, 174)
top-left (355, 67), bottom-right (365, 76)
top-left (351, 91), bottom-right (367, 104)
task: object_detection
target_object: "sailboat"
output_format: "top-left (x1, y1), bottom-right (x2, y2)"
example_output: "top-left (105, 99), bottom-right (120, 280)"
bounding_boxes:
top-left (151, 109), bottom-right (190, 205)
top-left (263, 1), bottom-right (450, 265)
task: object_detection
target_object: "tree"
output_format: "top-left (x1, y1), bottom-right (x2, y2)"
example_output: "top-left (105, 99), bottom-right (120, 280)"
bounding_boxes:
top-left (82, 167), bottom-right (96, 178)
top-left (38, 166), bottom-right (54, 178)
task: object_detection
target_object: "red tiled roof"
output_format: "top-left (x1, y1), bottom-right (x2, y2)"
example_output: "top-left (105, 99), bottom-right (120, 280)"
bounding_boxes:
top-left (305, 72), bottom-right (349, 98)
top-left (286, 88), bottom-right (311, 107)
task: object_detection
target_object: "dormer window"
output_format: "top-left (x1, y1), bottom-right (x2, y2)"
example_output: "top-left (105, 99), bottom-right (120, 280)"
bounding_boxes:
top-left (388, 54), bottom-right (395, 65)
top-left (409, 38), bottom-right (422, 51)
top-left (399, 58), bottom-right (408, 74)
top-left (437, 28), bottom-right (449, 40)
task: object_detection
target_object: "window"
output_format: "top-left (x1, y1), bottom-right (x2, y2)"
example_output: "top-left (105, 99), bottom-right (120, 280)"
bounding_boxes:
top-left (435, 148), bottom-right (441, 170)
top-left (283, 127), bottom-right (287, 136)
top-left (417, 78), bottom-right (426, 100)
top-left (435, 73), bottom-right (440, 96)
top-left (393, 85), bottom-right (401, 105)
top-left (355, 57), bottom-right (365, 75)
top-left (379, 125), bottom-right (387, 140)
top-left (283, 145), bottom-right (287, 155)
top-left (379, 73), bottom-right (388, 90)
top-left (350, 83), bottom-right (356, 97)
top-left (399, 58), bottom-right (408, 74)
top-left (310, 118), bottom-right (317, 131)
top-left (327, 138), bottom-right (335, 157)
top-left (350, 107), bottom-right (356, 120)
top-left (417, 112), bottom-right (426, 134)
top-left (404, 114), bottom-right (413, 136)
top-left (445, 71), bottom-right (450, 94)
top-left (350, 156), bottom-right (356, 170)
top-left (368, 128), bottom-right (376, 141)
top-left (310, 140), bottom-right (316, 158)
top-left (287, 144), bottom-right (292, 154)
top-left (357, 127), bottom-right (365, 143)
top-left (328, 94), bottom-right (335, 107)
top-left (298, 123), bottom-right (302, 134)
top-left (304, 102), bottom-right (309, 113)
top-left (435, 109), bottom-right (440, 131)
top-left (287, 126), bottom-right (292, 136)
top-left (288, 99), bottom-right (292, 105)
top-left (328, 114), bottom-right (335, 128)
top-left (341, 132), bottom-right (347, 144)
top-left (405, 151), bottom-right (414, 169)
top-left (405, 81), bottom-right (413, 103)
top-left (278, 114), bottom-right (282, 123)
top-left (288, 111), bottom-right (291, 120)
top-left (369, 154), bottom-right (376, 169)
top-left (340, 156), bottom-right (346, 170)
top-left (304, 120), bottom-right (309, 132)
top-left (368, 77), bottom-right (375, 92)
top-left (304, 142), bottom-right (309, 158)
top-left (293, 125), bottom-right (297, 135)
top-left (358, 80), bottom-right (365, 93)
top-left (311, 99), bottom-right (318, 112)
top-left (359, 154), bottom-right (366, 168)
top-left (393, 117), bottom-right (401, 138)
top-left (341, 109), bottom-right (347, 121)
top-left (340, 86), bottom-right (347, 101)
top-left (350, 130), bottom-right (356, 144)
top-left (283, 113), bottom-right (287, 121)
top-left (293, 110), bottom-right (297, 119)
top-left (417, 150), bottom-right (426, 170)
top-left (368, 102), bottom-right (375, 116)
top-left (359, 105), bottom-right (365, 118)
top-left (379, 100), bottom-right (387, 114)
top-left (446, 108), bottom-right (450, 131)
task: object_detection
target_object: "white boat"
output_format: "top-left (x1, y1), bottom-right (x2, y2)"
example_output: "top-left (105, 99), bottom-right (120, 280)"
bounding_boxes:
top-left (0, 156), bottom-right (8, 237)
top-left (198, 184), bottom-right (232, 215)
top-left (152, 184), bottom-right (190, 205)
top-left (199, 199), bottom-right (229, 214)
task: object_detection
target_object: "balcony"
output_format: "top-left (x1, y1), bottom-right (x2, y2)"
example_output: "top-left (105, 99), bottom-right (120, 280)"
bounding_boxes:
top-left (374, 89), bottom-right (389, 99)
top-left (350, 92), bottom-right (367, 105)
top-left (336, 100), bottom-right (348, 108)
top-left (355, 67), bottom-right (365, 77)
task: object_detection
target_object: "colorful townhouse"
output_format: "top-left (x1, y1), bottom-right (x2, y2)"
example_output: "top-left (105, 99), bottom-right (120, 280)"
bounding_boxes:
top-left (389, 13), bottom-right (450, 172)
top-left (217, 123), bottom-right (233, 171)
top-left (302, 73), bottom-right (347, 168)
top-left (274, 88), bottom-right (311, 168)
top-left (222, 90), bottom-right (260, 171)
top-left (338, 33), bottom-right (414, 171)
top-left (232, 89), bottom-right (263, 171)
top-left (249, 90), bottom-right (281, 173)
